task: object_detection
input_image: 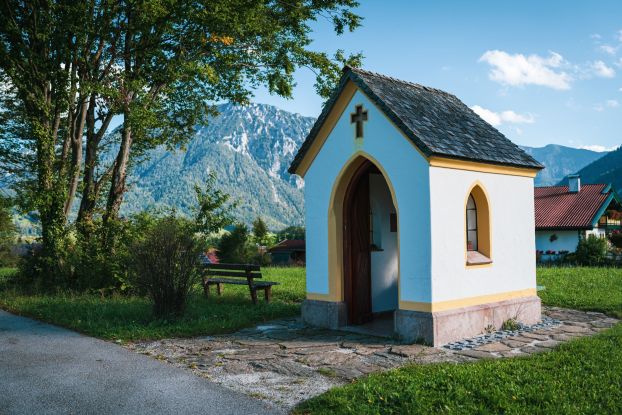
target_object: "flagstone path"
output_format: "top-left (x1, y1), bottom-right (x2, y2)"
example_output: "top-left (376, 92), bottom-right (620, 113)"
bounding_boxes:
top-left (125, 306), bottom-right (619, 410)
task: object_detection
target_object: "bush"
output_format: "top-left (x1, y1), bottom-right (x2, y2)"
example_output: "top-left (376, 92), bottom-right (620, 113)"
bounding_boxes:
top-left (130, 215), bottom-right (204, 317)
top-left (218, 223), bottom-right (256, 263)
top-left (575, 235), bottom-right (609, 265)
top-left (610, 231), bottom-right (622, 249)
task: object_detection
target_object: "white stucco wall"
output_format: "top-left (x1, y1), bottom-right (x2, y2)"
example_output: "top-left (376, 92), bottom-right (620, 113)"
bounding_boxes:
top-left (535, 230), bottom-right (580, 252)
top-left (428, 167), bottom-right (537, 302)
top-left (304, 89), bottom-right (432, 303)
top-left (369, 173), bottom-right (398, 312)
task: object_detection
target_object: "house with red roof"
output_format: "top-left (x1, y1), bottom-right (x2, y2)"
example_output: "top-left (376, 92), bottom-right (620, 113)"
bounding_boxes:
top-left (535, 175), bottom-right (622, 254)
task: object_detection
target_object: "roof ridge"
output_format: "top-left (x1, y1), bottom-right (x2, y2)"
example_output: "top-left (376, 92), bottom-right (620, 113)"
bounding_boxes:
top-left (535, 183), bottom-right (606, 189)
top-left (348, 66), bottom-right (455, 98)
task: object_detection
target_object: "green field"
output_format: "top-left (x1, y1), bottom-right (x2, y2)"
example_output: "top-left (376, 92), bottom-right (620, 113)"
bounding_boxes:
top-left (295, 267), bottom-right (622, 414)
top-left (2, 266), bottom-right (622, 413)
top-left (0, 267), bottom-right (305, 341)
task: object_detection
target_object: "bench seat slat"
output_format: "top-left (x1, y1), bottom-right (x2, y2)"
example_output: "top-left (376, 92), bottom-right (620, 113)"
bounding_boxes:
top-left (205, 278), bottom-right (278, 287)
top-left (205, 263), bottom-right (260, 271)
top-left (206, 270), bottom-right (262, 278)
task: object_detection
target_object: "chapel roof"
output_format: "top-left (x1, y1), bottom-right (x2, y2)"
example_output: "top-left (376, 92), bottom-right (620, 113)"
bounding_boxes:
top-left (534, 183), bottom-right (617, 230)
top-left (288, 67), bottom-right (543, 174)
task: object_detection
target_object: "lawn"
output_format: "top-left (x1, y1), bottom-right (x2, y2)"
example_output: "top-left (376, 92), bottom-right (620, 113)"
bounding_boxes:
top-left (0, 267), bottom-right (305, 341)
top-left (296, 267), bottom-right (622, 414)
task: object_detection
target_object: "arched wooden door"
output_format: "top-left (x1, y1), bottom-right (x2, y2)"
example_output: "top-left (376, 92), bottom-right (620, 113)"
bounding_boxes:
top-left (343, 160), bottom-right (374, 325)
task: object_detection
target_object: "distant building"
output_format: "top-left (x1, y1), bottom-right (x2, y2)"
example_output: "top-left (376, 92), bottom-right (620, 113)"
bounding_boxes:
top-left (535, 175), bottom-right (622, 254)
top-left (268, 239), bottom-right (305, 265)
top-left (199, 248), bottom-right (220, 265)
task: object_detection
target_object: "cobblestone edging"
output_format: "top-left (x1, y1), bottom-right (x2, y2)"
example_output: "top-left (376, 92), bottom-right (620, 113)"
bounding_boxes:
top-left (443, 316), bottom-right (561, 351)
top-left (125, 307), bottom-right (619, 411)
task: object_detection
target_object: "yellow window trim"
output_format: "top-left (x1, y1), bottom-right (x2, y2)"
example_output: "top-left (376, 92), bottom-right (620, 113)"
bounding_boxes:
top-left (464, 181), bottom-right (492, 265)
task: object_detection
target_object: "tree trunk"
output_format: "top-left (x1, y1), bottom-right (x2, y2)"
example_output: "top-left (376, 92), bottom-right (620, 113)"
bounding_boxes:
top-left (104, 114), bottom-right (132, 224)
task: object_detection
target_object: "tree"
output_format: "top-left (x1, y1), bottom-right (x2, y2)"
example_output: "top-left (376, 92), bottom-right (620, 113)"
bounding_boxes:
top-left (194, 171), bottom-right (236, 235)
top-left (218, 223), bottom-right (254, 264)
top-left (277, 225), bottom-right (305, 241)
top-left (252, 217), bottom-right (268, 245)
top-left (0, 195), bottom-right (16, 266)
top-left (0, 0), bottom-right (362, 278)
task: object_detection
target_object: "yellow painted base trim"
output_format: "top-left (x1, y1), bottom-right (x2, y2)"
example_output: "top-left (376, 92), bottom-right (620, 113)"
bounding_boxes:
top-left (430, 156), bottom-right (539, 178)
top-left (399, 288), bottom-right (538, 313)
top-left (306, 292), bottom-right (340, 302)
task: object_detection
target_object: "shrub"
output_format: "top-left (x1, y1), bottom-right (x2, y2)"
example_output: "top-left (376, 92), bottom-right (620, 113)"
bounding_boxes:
top-left (610, 231), bottom-right (622, 249)
top-left (575, 235), bottom-right (609, 265)
top-left (218, 223), bottom-right (256, 263)
top-left (130, 215), bottom-right (203, 317)
top-left (501, 318), bottom-right (521, 331)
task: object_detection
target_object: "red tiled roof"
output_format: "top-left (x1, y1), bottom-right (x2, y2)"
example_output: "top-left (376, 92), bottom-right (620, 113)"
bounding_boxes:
top-left (269, 239), bottom-right (305, 252)
top-left (534, 184), bottom-right (610, 229)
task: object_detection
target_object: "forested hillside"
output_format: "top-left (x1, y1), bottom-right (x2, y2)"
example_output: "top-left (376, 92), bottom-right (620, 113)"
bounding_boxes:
top-left (119, 103), bottom-right (315, 229)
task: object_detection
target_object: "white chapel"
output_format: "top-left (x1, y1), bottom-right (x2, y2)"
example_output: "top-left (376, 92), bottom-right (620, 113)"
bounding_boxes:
top-left (288, 67), bottom-right (544, 346)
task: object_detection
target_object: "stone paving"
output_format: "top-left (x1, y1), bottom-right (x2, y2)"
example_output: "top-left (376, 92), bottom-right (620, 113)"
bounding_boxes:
top-left (125, 306), bottom-right (619, 410)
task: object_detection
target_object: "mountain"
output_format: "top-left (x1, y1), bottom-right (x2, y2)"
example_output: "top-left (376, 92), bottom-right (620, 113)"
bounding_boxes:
top-left (520, 144), bottom-right (607, 186)
top-left (560, 145), bottom-right (622, 193)
top-left (120, 103), bottom-right (315, 229)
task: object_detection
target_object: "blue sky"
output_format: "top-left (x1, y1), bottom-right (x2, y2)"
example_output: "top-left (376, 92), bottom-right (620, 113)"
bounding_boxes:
top-left (254, 1), bottom-right (622, 151)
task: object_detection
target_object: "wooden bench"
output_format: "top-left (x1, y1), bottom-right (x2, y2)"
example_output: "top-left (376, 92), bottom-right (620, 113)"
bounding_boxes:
top-left (201, 263), bottom-right (279, 304)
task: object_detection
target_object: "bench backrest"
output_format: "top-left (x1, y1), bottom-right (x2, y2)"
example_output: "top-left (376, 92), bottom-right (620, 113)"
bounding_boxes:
top-left (204, 263), bottom-right (262, 279)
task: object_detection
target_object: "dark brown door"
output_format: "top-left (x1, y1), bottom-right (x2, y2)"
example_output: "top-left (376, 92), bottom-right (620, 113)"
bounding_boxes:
top-left (343, 162), bottom-right (372, 325)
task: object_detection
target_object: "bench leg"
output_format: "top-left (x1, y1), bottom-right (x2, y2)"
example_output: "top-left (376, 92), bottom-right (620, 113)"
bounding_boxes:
top-left (264, 286), bottom-right (272, 303)
top-left (217, 283), bottom-right (223, 296)
top-left (203, 281), bottom-right (210, 297)
top-left (249, 287), bottom-right (258, 304)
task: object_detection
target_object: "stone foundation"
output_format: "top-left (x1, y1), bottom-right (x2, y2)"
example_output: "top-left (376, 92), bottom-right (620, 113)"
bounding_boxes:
top-left (395, 296), bottom-right (542, 346)
top-left (301, 299), bottom-right (347, 330)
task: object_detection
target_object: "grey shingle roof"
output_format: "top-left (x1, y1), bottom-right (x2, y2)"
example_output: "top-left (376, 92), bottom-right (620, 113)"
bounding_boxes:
top-left (289, 67), bottom-right (543, 174)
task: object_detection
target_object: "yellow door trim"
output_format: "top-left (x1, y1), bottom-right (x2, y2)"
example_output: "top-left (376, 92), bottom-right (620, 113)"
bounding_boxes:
top-left (326, 151), bottom-right (401, 305)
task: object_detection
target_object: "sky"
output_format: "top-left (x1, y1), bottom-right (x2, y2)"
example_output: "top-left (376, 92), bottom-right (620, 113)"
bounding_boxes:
top-left (253, 0), bottom-right (622, 151)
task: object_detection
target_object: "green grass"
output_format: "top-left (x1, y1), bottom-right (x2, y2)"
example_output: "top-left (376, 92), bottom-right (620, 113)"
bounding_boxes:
top-left (0, 267), bottom-right (305, 341)
top-left (295, 267), bottom-right (622, 414)
top-left (537, 266), bottom-right (622, 319)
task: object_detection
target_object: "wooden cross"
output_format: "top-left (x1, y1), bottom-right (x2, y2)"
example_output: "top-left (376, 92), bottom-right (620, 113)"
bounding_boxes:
top-left (350, 104), bottom-right (368, 139)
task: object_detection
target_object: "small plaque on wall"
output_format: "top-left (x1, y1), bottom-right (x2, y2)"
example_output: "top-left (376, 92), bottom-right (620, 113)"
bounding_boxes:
top-left (390, 213), bottom-right (397, 232)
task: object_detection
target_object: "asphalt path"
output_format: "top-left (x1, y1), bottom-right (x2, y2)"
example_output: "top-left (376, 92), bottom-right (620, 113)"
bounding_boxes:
top-left (0, 310), bottom-right (280, 414)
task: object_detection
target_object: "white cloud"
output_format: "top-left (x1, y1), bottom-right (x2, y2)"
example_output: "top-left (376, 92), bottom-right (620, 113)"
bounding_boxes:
top-left (606, 99), bottom-right (619, 107)
top-left (471, 105), bottom-right (535, 127)
top-left (618, 30), bottom-right (622, 42)
top-left (599, 45), bottom-right (617, 55)
top-left (578, 145), bottom-right (617, 152)
top-left (591, 33), bottom-right (602, 40)
top-left (591, 60), bottom-right (616, 78)
top-left (479, 50), bottom-right (572, 90)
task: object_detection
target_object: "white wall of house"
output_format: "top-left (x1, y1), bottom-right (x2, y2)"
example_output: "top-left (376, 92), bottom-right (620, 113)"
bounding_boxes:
top-left (304, 89), bottom-right (432, 303)
top-left (586, 227), bottom-right (606, 239)
top-left (369, 173), bottom-right (398, 312)
top-left (428, 167), bottom-right (537, 303)
top-left (535, 230), bottom-right (580, 252)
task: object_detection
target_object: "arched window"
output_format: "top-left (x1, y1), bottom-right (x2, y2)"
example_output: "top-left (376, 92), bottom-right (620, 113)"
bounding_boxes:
top-left (466, 195), bottom-right (478, 251)
top-left (466, 184), bottom-right (492, 266)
